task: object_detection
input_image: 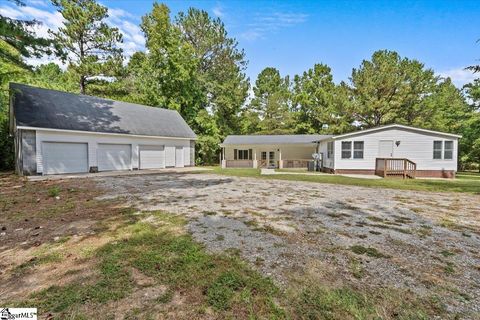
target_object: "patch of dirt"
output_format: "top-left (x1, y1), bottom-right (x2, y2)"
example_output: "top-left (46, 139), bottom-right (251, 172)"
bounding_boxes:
top-left (0, 174), bottom-right (129, 303)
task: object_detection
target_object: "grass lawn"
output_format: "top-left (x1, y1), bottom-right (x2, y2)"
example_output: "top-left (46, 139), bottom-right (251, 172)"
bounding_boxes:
top-left (204, 167), bottom-right (480, 194)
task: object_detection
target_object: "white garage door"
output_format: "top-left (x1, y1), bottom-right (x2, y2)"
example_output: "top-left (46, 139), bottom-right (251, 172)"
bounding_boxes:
top-left (175, 146), bottom-right (184, 167)
top-left (43, 142), bottom-right (88, 175)
top-left (139, 145), bottom-right (165, 169)
top-left (97, 144), bottom-right (131, 171)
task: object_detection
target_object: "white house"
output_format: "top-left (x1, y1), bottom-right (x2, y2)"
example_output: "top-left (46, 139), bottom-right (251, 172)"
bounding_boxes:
top-left (220, 124), bottom-right (461, 178)
top-left (10, 83), bottom-right (196, 176)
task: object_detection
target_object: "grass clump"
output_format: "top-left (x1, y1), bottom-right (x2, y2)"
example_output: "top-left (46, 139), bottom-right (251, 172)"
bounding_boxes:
top-left (294, 286), bottom-right (374, 319)
top-left (47, 186), bottom-right (61, 197)
top-left (207, 271), bottom-right (245, 310)
top-left (350, 245), bottom-right (389, 258)
top-left (349, 258), bottom-right (365, 279)
top-left (444, 262), bottom-right (455, 275)
top-left (440, 250), bottom-right (455, 257)
top-left (293, 285), bottom-right (433, 320)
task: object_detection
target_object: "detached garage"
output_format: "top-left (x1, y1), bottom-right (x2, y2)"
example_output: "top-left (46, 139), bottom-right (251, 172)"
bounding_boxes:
top-left (10, 83), bottom-right (197, 175)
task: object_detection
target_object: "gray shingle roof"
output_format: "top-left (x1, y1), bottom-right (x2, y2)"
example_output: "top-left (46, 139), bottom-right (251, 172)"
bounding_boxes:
top-left (10, 83), bottom-right (196, 139)
top-left (222, 134), bottom-right (333, 145)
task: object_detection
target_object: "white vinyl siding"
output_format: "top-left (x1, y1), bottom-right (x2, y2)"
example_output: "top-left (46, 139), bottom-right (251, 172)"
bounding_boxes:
top-left (139, 145), bottom-right (165, 169)
top-left (42, 142), bottom-right (88, 174)
top-left (334, 128), bottom-right (458, 171)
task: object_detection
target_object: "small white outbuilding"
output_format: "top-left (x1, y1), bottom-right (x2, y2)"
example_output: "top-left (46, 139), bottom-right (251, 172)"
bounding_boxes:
top-left (10, 83), bottom-right (196, 176)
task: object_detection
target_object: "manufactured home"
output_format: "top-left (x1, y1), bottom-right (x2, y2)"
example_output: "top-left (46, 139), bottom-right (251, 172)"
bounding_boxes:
top-left (220, 124), bottom-right (461, 178)
top-left (10, 83), bottom-right (196, 176)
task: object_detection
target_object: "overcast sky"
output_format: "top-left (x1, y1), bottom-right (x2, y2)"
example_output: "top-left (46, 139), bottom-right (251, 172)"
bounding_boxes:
top-left (1, 0), bottom-right (479, 88)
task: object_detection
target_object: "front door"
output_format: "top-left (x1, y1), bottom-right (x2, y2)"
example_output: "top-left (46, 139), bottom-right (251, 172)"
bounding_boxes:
top-left (268, 151), bottom-right (275, 167)
top-left (379, 140), bottom-right (394, 157)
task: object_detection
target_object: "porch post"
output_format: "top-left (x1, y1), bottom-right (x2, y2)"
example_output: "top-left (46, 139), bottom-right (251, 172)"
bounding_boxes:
top-left (278, 149), bottom-right (283, 169)
top-left (252, 149), bottom-right (258, 168)
top-left (221, 147), bottom-right (226, 168)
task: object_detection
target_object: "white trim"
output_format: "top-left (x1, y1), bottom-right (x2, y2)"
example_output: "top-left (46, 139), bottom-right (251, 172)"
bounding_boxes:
top-left (332, 124), bottom-right (462, 139)
top-left (17, 126), bottom-right (197, 141)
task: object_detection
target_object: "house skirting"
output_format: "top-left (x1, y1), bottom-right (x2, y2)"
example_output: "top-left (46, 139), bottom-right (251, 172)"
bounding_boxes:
top-left (335, 169), bottom-right (376, 175)
top-left (334, 169), bottom-right (456, 178)
top-left (415, 170), bottom-right (456, 178)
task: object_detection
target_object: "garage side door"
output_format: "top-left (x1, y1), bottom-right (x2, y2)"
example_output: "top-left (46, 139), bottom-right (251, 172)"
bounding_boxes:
top-left (97, 144), bottom-right (131, 171)
top-left (175, 146), bottom-right (184, 167)
top-left (139, 145), bottom-right (165, 169)
top-left (165, 146), bottom-right (175, 167)
top-left (183, 146), bottom-right (190, 166)
top-left (43, 142), bottom-right (88, 175)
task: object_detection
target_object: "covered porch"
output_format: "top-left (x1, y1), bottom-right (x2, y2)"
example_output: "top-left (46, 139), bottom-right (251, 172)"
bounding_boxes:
top-left (219, 145), bottom-right (316, 169)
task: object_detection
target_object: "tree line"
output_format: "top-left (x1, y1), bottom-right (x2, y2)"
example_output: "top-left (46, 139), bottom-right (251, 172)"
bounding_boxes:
top-left (1, 0), bottom-right (479, 170)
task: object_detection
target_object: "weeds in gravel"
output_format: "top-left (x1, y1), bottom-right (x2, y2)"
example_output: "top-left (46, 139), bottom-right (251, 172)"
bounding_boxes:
top-left (440, 250), bottom-right (455, 257)
top-left (203, 210), bottom-right (217, 216)
top-left (349, 258), bottom-right (365, 279)
top-left (444, 262), bottom-right (456, 275)
top-left (350, 245), bottom-right (389, 258)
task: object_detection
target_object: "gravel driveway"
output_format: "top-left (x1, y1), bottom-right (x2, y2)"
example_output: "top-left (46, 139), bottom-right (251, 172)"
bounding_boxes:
top-left (97, 172), bottom-right (480, 315)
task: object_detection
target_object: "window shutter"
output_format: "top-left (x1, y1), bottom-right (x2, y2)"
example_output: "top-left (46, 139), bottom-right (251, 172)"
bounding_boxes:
top-left (234, 149), bottom-right (237, 160)
top-left (249, 149), bottom-right (252, 160)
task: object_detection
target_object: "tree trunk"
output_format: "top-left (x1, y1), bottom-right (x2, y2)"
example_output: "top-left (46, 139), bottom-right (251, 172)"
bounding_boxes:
top-left (79, 76), bottom-right (86, 94)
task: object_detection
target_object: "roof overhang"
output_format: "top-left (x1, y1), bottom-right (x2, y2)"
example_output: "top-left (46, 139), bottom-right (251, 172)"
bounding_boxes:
top-left (332, 124), bottom-right (462, 140)
top-left (17, 126), bottom-right (197, 140)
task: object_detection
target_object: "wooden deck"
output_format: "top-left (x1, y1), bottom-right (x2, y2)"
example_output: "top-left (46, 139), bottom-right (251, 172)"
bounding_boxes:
top-left (375, 158), bottom-right (416, 179)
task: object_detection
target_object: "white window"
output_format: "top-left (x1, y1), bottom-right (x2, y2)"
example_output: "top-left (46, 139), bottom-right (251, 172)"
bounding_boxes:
top-left (353, 141), bottom-right (364, 159)
top-left (327, 142), bottom-right (333, 159)
top-left (444, 141), bottom-right (453, 160)
top-left (341, 141), bottom-right (352, 159)
top-left (237, 149), bottom-right (250, 160)
top-left (433, 141), bottom-right (443, 159)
